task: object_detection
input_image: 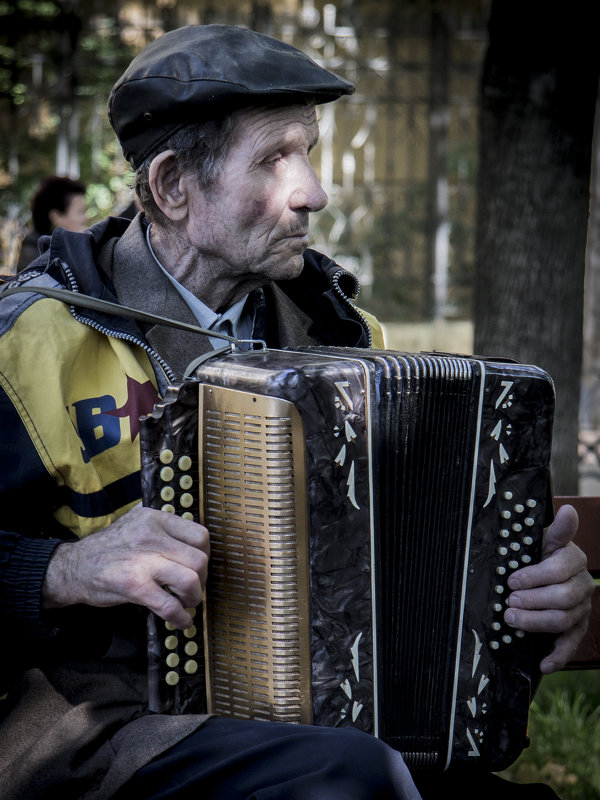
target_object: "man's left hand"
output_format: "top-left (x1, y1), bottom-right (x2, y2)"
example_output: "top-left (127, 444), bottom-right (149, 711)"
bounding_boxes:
top-left (504, 503), bottom-right (595, 673)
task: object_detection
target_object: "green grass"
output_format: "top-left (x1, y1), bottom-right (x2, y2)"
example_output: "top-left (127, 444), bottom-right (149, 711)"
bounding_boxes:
top-left (498, 671), bottom-right (600, 799)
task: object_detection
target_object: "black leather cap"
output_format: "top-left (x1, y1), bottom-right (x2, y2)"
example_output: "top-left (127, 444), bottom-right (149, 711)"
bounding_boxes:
top-left (108, 24), bottom-right (355, 168)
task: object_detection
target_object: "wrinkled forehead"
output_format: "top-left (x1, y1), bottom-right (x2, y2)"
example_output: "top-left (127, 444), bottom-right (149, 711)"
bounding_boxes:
top-left (229, 103), bottom-right (321, 150)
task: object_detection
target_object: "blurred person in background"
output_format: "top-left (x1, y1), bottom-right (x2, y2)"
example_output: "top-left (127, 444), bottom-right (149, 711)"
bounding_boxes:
top-left (16, 175), bottom-right (87, 270)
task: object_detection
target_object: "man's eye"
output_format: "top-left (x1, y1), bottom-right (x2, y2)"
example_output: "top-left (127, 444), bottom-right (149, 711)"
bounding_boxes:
top-left (263, 153), bottom-right (282, 166)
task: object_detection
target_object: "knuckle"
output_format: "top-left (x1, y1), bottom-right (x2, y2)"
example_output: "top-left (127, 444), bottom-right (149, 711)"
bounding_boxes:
top-left (179, 570), bottom-right (200, 594)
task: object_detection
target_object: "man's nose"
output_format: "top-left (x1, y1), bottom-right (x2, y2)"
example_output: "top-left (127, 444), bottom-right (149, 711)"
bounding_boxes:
top-left (290, 160), bottom-right (328, 212)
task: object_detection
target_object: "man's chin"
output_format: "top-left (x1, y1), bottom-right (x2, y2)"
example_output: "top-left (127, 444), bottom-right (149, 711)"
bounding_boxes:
top-left (265, 252), bottom-right (306, 282)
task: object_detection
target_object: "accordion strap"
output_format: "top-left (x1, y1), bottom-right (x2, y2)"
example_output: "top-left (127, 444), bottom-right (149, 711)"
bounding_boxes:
top-left (2, 285), bottom-right (267, 361)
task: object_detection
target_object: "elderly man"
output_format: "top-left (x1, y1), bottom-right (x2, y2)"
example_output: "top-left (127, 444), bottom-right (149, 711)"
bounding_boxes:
top-left (0, 25), bottom-right (592, 800)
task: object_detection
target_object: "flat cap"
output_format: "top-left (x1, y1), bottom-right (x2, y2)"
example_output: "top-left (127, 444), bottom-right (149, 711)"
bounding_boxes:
top-left (108, 24), bottom-right (355, 168)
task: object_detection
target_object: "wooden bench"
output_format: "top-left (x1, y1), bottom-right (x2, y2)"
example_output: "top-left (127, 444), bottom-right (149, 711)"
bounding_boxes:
top-left (554, 495), bottom-right (600, 668)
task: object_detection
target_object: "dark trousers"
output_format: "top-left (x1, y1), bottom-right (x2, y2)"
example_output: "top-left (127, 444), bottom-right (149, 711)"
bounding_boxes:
top-left (113, 717), bottom-right (561, 800)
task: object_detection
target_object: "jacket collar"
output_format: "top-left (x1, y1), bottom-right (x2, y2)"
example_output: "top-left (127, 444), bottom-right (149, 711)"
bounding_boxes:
top-left (110, 215), bottom-right (215, 378)
top-left (39, 213), bottom-right (370, 378)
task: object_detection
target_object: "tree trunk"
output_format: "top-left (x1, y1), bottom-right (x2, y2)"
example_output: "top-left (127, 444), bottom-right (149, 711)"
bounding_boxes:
top-left (426, 4), bottom-right (451, 320)
top-left (474, 0), bottom-right (600, 494)
top-left (580, 101), bottom-right (600, 493)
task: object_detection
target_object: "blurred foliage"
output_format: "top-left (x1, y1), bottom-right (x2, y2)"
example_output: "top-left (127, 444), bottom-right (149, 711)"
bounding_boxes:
top-left (0, 0), bottom-right (486, 323)
top-left (500, 670), bottom-right (600, 800)
top-left (0, 1), bottom-right (142, 269)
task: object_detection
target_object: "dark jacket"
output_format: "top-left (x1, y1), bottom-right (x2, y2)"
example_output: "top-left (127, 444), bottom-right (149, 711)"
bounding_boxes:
top-left (16, 228), bottom-right (41, 271)
top-left (0, 213), bottom-right (378, 799)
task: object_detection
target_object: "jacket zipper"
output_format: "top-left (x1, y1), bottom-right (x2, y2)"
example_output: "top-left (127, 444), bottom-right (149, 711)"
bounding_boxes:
top-left (331, 268), bottom-right (373, 348)
top-left (59, 260), bottom-right (177, 386)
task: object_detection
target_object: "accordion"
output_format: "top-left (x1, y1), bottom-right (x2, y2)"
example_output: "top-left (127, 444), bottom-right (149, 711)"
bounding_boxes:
top-left (140, 346), bottom-right (555, 772)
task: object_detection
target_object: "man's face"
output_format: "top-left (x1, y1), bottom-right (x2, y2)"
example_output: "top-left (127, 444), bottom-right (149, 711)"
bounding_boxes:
top-left (184, 103), bottom-right (328, 292)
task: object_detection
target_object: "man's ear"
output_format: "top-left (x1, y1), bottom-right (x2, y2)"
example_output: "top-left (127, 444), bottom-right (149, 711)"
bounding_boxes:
top-left (148, 151), bottom-right (188, 221)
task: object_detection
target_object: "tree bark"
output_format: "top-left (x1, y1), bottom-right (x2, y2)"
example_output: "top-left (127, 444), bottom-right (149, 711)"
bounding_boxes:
top-left (474, 0), bottom-right (600, 494)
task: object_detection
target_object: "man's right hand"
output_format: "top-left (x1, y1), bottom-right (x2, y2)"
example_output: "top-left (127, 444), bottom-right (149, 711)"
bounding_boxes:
top-left (42, 506), bottom-right (210, 629)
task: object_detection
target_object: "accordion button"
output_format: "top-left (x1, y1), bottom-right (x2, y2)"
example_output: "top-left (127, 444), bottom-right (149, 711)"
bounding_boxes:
top-left (178, 455), bottom-right (192, 471)
top-left (184, 659), bottom-right (198, 675)
top-left (498, 546), bottom-right (508, 556)
top-left (501, 510), bottom-right (511, 519)
top-left (182, 511), bottom-right (194, 521)
top-left (493, 603), bottom-right (503, 612)
top-left (160, 466), bottom-right (174, 482)
top-left (524, 517), bottom-right (535, 527)
top-left (184, 625), bottom-right (197, 638)
top-left (500, 529), bottom-right (510, 538)
top-left (165, 635), bottom-right (178, 650)
top-left (180, 493), bottom-right (194, 508)
top-left (161, 486), bottom-right (175, 501)
top-left (526, 498), bottom-right (537, 508)
top-left (509, 559), bottom-right (519, 569)
top-left (521, 554), bottom-right (532, 564)
top-left (165, 671), bottom-right (179, 686)
top-left (159, 449), bottom-right (174, 464)
top-left (510, 542), bottom-right (521, 551)
top-left (179, 474), bottom-right (193, 490)
top-left (491, 641), bottom-right (500, 650)
top-left (161, 504), bottom-right (175, 513)
top-left (185, 641), bottom-right (198, 656)
top-left (503, 491), bottom-right (513, 500)
top-left (523, 536), bottom-right (533, 545)
top-left (166, 653), bottom-right (179, 667)
top-left (492, 622), bottom-right (501, 631)
top-left (514, 504), bottom-right (525, 513)
top-left (494, 585), bottom-right (504, 594)
top-left (512, 523), bottom-right (523, 532)
top-left (496, 566), bottom-right (506, 575)
top-left (516, 630), bottom-right (525, 638)
top-left (502, 635), bottom-right (512, 644)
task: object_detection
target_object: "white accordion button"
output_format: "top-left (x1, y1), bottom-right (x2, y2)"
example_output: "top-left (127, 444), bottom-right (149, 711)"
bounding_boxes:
top-left (159, 449), bottom-right (174, 464)
top-left (178, 455), bottom-right (192, 471)
top-left (179, 474), bottom-right (193, 490)
top-left (165, 671), bottom-right (179, 686)
top-left (160, 466), bottom-right (174, 482)
top-left (180, 493), bottom-right (194, 509)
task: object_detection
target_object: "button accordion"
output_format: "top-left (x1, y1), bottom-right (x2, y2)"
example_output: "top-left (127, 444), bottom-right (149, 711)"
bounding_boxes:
top-left (140, 346), bottom-right (555, 772)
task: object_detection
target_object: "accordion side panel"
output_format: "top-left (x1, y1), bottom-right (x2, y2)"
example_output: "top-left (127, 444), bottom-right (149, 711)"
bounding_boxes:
top-left (193, 353), bottom-right (377, 734)
top-left (448, 362), bottom-right (555, 771)
top-left (197, 385), bottom-right (312, 723)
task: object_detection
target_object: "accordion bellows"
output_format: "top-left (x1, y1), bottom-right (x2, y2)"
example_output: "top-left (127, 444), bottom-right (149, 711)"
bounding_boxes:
top-left (141, 347), bottom-right (555, 772)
